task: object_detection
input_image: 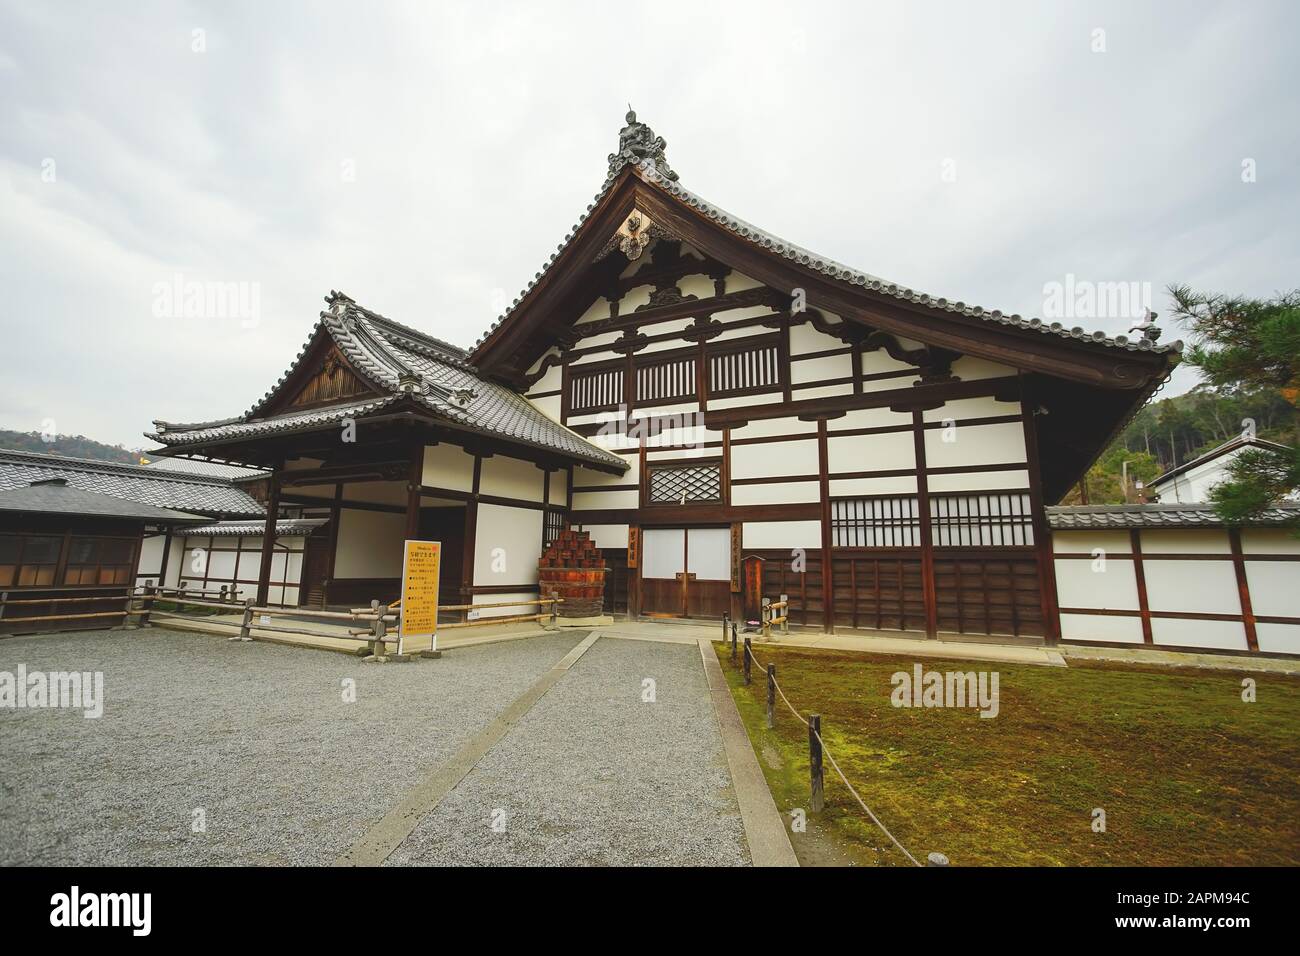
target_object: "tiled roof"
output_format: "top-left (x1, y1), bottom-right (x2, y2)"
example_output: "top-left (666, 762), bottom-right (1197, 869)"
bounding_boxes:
top-left (0, 448), bottom-right (264, 518)
top-left (180, 518), bottom-right (328, 537)
top-left (149, 296), bottom-right (627, 472)
top-left (1047, 503), bottom-right (1300, 530)
top-left (472, 121), bottom-right (1185, 360)
top-left (0, 479), bottom-right (205, 523)
top-left (142, 456), bottom-right (268, 482)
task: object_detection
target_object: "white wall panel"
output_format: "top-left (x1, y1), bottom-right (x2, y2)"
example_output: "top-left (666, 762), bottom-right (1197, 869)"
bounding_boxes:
top-left (474, 502), bottom-right (542, 587)
top-left (335, 509), bottom-right (405, 578)
top-left (924, 396), bottom-right (1021, 423)
top-left (1257, 623), bottom-right (1300, 655)
top-left (731, 482), bottom-right (821, 506)
top-left (1059, 613), bottom-right (1145, 643)
top-left (1140, 529), bottom-right (1231, 554)
top-left (1052, 531), bottom-right (1131, 555)
top-left (827, 432), bottom-right (913, 473)
top-left (743, 520), bottom-right (822, 549)
top-left (1143, 559), bottom-right (1240, 615)
top-left (829, 475), bottom-right (918, 496)
top-left (1244, 561), bottom-right (1300, 618)
top-left (924, 422), bottom-right (1026, 469)
top-left (572, 490), bottom-right (639, 510)
top-left (1152, 618), bottom-right (1247, 650)
top-left (480, 454), bottom-right (544, 502)
top-left (1054, 557), bottom-right (1140, 611)
top-left (576, 523), bottom-right (629, 551)
top-left (927, 471), bottom-right (1030, 492)
top-left (732, 439), bottom-right (819, 479)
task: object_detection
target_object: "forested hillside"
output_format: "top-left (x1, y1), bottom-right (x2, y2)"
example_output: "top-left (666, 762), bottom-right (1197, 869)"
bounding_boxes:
top-left (0, 429), bottom-right (144, 464)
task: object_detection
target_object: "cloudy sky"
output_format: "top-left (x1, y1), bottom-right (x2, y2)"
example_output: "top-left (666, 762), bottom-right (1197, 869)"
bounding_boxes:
top-left (1, 0), bottom-right (1296, 451)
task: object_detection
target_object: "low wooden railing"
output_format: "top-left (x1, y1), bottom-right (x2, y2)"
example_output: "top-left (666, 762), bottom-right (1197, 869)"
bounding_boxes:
top-left (0, 586), bottom-right (140, 633)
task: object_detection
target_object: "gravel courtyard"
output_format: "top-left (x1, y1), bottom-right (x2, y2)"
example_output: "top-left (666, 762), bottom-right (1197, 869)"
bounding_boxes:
top-left (0, 627), bottom-right (750, 867)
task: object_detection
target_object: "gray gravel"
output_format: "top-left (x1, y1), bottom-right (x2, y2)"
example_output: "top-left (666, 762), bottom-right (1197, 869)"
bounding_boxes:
top-left (385, 637), bottom-right (750, 866)
top-left (0, 627), bottom-right (580, 865)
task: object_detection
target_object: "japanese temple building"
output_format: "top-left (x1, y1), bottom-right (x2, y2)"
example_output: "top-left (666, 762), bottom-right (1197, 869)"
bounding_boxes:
top-left (145, 112), bottom-right (1192, 644)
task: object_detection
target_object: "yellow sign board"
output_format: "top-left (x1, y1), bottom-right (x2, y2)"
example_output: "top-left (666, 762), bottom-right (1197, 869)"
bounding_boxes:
top-left (399, 539), bottom-right (441, 652)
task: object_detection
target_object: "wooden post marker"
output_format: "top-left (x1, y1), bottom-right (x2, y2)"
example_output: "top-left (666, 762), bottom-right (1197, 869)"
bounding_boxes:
top-left (743, 637), bottom-right (752, 685)
top-left (766, 663), bottom-right (776, 729)
top-left (809, 713), bottom-right (824, 812)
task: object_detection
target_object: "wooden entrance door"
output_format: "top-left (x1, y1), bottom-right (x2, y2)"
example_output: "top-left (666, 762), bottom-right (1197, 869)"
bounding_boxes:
top-left (640, 527), bottom-right (731, 619)
top-left (300, 532), bottom-right (331, 607)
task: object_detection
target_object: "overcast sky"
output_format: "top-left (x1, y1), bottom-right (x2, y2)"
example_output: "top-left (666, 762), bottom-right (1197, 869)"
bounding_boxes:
top-left (1, 0), bottom-right (1296, 451)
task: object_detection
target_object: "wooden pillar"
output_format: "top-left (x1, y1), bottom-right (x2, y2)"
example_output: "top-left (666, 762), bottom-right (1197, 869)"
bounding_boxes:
top-left (817, 418), bottom-right (834, 633)
top-left (1130, 528), bottom-right (1153, 644)
top-left (1021, 396), bottom-right (1061, 643)
top-left (912, 410), bottom-right (938, 639)
top-left (255, 465), bottom-right (282, 606)
top-left (460, 454), bottom-right (481, 607)
top-left (1228, 529), bottom-right (1259, 651)
top-left (404, 446), bottom-right (423, 541)
top-left (156, 526), bottom-right (174, 589)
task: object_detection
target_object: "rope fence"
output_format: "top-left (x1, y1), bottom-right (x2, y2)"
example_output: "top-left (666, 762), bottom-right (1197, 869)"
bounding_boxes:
top-left (725, 621), bottom-right (946, 867)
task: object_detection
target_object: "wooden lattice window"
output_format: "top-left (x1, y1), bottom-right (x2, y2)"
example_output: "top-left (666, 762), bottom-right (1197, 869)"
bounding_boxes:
top-left (647, 460), bottom-right (722, 504)
top-left (708, 336), bottom-right (782, 397)
top-left (930, 492), bottom-right (1034, 547)
top-left (636, 353), bottom-right (697, 405)
top-left (830, 497), bottom-right (921, 548)
top-left (544, 508), bottom-right (567, 547)
top-left (570, 363), bottom-right (624, 413)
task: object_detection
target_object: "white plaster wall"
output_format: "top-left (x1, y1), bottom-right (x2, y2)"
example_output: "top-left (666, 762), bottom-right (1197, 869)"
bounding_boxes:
top-left (576, 523), bottom-right (629, 551)
top-left (924, 422), bottom-right (1026, 469)
top-left (924, 396), bottom-right (1021, 423)
top-left (1143, 558), bottom-right (1240, 615)
top-left (731, 481), bottom-right (822, 506)
top-left (1244, 561), bottom-right (1300, 618)
top-left (479, 454), bottom-right (545, 502)
top-left (707, 393), bottom-right (786, 410)
top-left (423, 443), bottom-right (476, 492)
top-left (950, 356), bottom-right (1017, 381)
top-left (137, 535), bottom-right (165, 580)
top-left (827, 432), bottom-right (914, 473)
top-left (835, 408), bottom-right (913, 431)
top-left (829, 475), bottom-right (918, 496)
top-left (1059, 613), bottom-right (1145, 643)
top-left (572, 489), bottom-right (639, 510)
top-left (733, 439), bottom-right (819, 478)
top-left (928, 471), bottom-right (1030, 493)
top-left (1054, 557), bottom-right (1140, 611)
top-left (788, 323), bottom-right (844, 355)
top-left (744, 520), bottom-right (822, 549)
top-left (530, 394), bottom-right (562, 421)
top-left (335, 509), bottom-right (405, 578)
top-left (725, 272), bottom-right (764, 293)
top-left (1152, 618), bottom-right (1248, 650)
top-left (1241, 529), bottom-right (1299, 555)
top-left (1053, 531), bottom-right (1131, 555)
top-left (1140, 529), bottom-right (1231, 554)
top-left (1257, 623), bottom-right (1300, 655)
top-left (790, 384), bottom-right (854, 400)
top-left (474, 502), bottom-right (542, 589)
top-left (790, 356), bottom-right (852, 385)
top-left (731, 417), bottom-right (817, 440)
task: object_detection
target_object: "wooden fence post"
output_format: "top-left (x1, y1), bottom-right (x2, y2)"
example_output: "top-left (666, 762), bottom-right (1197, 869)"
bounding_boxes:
top-left (370, 599), bottom-right (386, 655)
top-left (730, 621), bottom-right (737, 663)
top-left (743, 637), bottom-right (752, 685)
top-left (809, 713), bottom-right (824, 812)
top-left (139, 581), bottom-right (155, 628)
top-left (237, 599), bottom-right (253, 641)
top-left (721, 612), bottom-right (729, 644)
top-left (761, 597), bottom-right (771, 640)
top-left (550, 589), bottom-right (559, 628)
top-left (766, 663), bottom-right (776, 729)
top-left (780, 593), bottom-right (789, 634)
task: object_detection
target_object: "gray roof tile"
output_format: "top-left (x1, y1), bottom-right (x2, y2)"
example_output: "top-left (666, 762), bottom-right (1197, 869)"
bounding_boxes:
top-left (0, 449), bottom-right (264, 517)
top-left (1046, 503), bottom-right (1300, 530)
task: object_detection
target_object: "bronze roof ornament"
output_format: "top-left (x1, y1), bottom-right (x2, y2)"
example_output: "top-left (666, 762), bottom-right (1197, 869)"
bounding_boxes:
top-left (607, 107), bottom-right (679, 183)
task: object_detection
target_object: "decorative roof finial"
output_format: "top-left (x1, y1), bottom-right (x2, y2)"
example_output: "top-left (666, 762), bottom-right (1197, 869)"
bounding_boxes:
top-left (608, 107), bottom-right (678, 182)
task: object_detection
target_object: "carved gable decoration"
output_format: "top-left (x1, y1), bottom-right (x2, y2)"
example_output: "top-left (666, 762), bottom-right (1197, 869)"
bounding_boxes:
top-left (280, 345), bottom-right (373, 411)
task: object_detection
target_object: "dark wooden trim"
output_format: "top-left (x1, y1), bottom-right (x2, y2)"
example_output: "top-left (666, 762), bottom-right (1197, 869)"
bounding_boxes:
top-left (1130, 528), bottom-right (1153, 644)
top-left (325, 483), bottom-right (343, 585)
top-left (1059, 637), bottom-right (1299, 660)
top-left (461, 455), bottom-right (481, 602)
top-left (255, 464), bottom-right (283, 605)
top-left (1052, 550), bottom-right (1300, 562)
top-left (570, 502), bottom-right (821, 526)
top-left (404, 446), bottom-right (422, 540)
top-left (281, 492), bottom-right (406, 514)
top-left (1021, 395), bottom-right (1060, 643)
top-left (722, 427), bottom-right (732, 506)
top-left (818, 419), bottom-right (833, 633)
top-left (1228, 528), bottom-right (1260, 652)
top-left (912, 410), bottom-right (938, 639)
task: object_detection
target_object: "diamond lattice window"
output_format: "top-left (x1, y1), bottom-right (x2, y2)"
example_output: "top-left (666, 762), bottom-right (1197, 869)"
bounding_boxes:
top-left (647, 462), bottom-right (722, 504)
